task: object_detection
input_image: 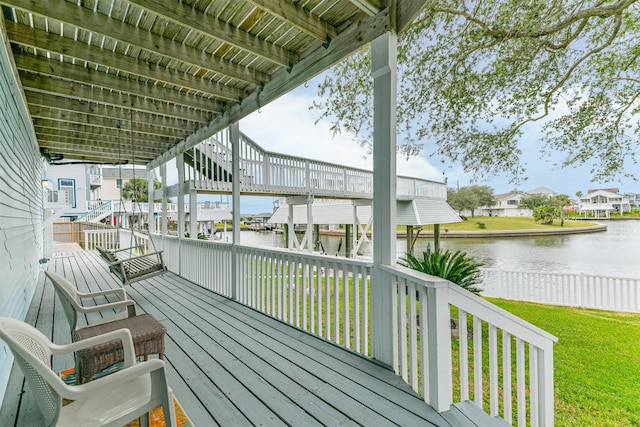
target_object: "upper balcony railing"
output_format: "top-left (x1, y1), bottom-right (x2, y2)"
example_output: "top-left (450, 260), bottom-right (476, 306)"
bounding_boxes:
top-left (184, 130), bottom-right (446, 200)
top-left (89, 173), bottom-right (102, 187)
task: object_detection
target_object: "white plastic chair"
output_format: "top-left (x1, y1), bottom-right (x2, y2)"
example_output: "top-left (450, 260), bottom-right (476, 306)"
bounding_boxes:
top-left (45, 271), bottom-right (136, 331)
top-left (0, 317), bottom-right (176, 427)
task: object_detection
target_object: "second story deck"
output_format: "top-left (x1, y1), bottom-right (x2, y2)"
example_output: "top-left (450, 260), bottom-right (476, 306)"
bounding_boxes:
top-left (170, 130), bottom-right (447, 200)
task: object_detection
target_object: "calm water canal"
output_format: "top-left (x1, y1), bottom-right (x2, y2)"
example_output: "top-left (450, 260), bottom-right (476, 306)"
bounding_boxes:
top-left (240, 220), bottom-right (640, 279)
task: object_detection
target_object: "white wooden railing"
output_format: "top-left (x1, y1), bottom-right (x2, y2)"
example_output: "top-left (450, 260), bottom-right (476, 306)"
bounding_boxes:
top-left (76, 200), bottom-right (112, 223)
top-left (184, 129), bottom-right (445, 199)
top-left (235, 245), bottom-right (372, 352)
top-left (382, 264), bottom-right (557, 426)
top-left (148, 234), bottom-right (556, 425)
top-left (84, 229), bottom-right (149, 251)
top-left (481, 268), bottom-right (640, 313)
top-left (152, 234), bottom-right (373, 353)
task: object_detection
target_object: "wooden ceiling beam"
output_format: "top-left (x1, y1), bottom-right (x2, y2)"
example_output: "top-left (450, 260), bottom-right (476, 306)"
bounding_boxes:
top-left (126, 0), bottom-right (298, 67)
top-left (348, 0), bottom-right (384, 16)
top-left (34, 121), bottom-right (181, 145)
top-left (36, 129), bottom-right (173, 151)
top-left (28, 102), bottom-right (199, 135)
top-left (38, 139), bottom-right (165, 157)
top-left (6, 21), bottom-right (245, 101)
top-left (14, 53), bottom-right (224, 114)
top-left (40, 145), bottom-right (151, 164)
top-left (31, 109), bottom-right (189, 139)
top-left (23, 83), bottom-right (211, 124)
top-left (148, 7), bottom-right (391, 169)
top-left (3, 0), bottom-right (269, 86)
top-left (247, 0), bottom-right (337, 41)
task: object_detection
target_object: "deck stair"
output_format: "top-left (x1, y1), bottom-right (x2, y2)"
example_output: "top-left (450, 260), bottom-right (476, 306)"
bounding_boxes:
top-left (75, 200), bottom-right (113, 223)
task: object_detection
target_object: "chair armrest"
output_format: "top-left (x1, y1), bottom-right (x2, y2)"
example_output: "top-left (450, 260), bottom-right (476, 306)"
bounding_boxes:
top-left (77, 287), bottom-right (127, 300)
top-left (57, 359), bottom-right (168, 401)
top-left (109, 251), bottom-right (164, 267)
top-left (50, 328), bottom-right (136, 367)
top-left (76, 299), bottom-right (136, 317)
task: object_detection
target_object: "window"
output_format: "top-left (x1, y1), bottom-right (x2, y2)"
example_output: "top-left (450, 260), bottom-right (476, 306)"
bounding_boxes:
top-left (507, 199), bottom-right (518, 205)
top-left (116, 179), bottom-right (123, 188)
top-left (58, 178), bottom-right (76, 208)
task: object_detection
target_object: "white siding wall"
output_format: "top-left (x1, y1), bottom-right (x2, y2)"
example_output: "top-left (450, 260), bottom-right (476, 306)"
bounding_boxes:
top-left (0, 34), bottom-right (43, 404)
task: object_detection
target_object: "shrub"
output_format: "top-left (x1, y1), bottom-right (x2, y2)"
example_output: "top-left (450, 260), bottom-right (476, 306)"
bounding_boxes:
top-left (476, 221), bottom-right (486, 229)
top-left (400, 249), bottom-right (484, 294)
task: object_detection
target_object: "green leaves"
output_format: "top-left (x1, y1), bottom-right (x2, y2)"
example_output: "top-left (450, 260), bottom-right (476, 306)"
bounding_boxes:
top-left (399, 249), bottom-right (485, 294)
top-left (312, 0), bottom-right (640, 182)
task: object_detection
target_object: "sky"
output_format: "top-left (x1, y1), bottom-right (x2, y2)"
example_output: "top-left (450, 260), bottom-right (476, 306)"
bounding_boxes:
top-left (161, 71), bottom-right (638, 214)
top-left (225, 73), bottom-right (638, 213)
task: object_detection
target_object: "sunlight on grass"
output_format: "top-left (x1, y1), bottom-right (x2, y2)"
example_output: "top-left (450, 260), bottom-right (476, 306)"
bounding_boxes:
top-left (487, 299), bottom-right (640, 427)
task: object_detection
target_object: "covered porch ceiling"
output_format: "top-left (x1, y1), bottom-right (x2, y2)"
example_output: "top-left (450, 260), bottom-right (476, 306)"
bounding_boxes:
top-left (0, 0), bottom-right (426, 168)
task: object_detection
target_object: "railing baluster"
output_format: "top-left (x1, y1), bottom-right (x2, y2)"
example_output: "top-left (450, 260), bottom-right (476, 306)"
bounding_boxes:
top-left (408, 279), bottom-right (418, 392)
top-left (516, 337), bottom-right (526, 427)
top-left (503, 331), bottom-right (513, 425)
top-left (399, 277), bottom-right (408, 382)
top-left (459, 309), bottom-right (469, 402)
top-left (489, 324), bottom-right (498, 416)
top-left (530, 343), bottom-right (539, 427)
top-left (473, 316), bottom-right (483, 409)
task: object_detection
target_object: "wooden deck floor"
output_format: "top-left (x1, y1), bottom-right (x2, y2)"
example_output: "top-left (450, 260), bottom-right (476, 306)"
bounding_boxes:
top-left (1, 250), bottom-right (497, 426)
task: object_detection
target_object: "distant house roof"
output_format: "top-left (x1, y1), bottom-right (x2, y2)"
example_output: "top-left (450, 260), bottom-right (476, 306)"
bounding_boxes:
top-left (493, 191), bottom-right (525, 201)
top-left (253, 212), bottom-right (273, 220)
top-left (527, 187), bottom-right (557, 196)
top-left (588, 188), bottom-right (619, 194)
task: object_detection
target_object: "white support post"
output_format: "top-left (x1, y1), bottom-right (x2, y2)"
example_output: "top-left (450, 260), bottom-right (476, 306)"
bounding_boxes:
top-left (288, 203), bottom-right (296, 250)
top-left (286, 195), bottom-right (314, 252)
top-left (176, 152), bottom-right (185, 275)
top-left (370, 31), bottom-right (398, 366)
top-left (352, 199), bottom-right (372, 257)
top-left (305, 197), bottom-right (313, 253)
top-left (147, 169), bottom-right (154, 233)
top-left (230, 122), bottom-right (241, 300)
top-left (189, 190), bottom-right (198, 239)
top-left (160, 163), bottom-right (168, 235)
top-left (425, 281), bottom-right (453, 412)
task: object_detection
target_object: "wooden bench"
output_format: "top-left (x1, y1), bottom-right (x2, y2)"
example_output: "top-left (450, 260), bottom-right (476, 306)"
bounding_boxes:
top-left (96, 245), bottom-right (145, 263)
top-left (96, 246), bottom-right (167, 285)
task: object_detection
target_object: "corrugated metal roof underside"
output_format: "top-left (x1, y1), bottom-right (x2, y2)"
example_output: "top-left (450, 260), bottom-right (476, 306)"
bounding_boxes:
top-left (269, 199), bottom-right (461, 226)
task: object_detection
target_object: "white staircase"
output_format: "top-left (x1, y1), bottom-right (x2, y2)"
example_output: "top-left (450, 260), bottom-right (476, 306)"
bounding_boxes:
top-left (75, 200), bottom-right (113, 223)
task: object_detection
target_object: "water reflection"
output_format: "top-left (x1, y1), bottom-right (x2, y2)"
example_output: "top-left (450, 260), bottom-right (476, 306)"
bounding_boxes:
top-left (240, 220), bottom-right (640, 278)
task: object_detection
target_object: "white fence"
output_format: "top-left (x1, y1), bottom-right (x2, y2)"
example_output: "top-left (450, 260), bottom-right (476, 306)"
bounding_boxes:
top-left (481, 268), bottom-right (640, 313)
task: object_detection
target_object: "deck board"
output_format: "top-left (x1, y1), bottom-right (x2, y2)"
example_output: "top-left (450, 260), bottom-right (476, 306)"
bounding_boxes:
top-left (1, 249), bottom-right (500, 426)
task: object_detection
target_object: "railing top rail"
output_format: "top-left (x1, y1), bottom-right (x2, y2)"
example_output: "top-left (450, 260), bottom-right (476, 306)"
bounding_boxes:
top-left (382, 264), bottom-right (558, 347)
top-left (481, 267), bottom-right (640, 282)
top-left (75, 200), bottom-right (112, 221)
top-left (236, 244), bottom-right (375, 267)
top-left (239, 132), bottom-right (443, 186)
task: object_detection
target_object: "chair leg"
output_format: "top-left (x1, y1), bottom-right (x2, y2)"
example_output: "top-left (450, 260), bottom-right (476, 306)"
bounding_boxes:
top-left (139, 412), bottom-right (151, 427)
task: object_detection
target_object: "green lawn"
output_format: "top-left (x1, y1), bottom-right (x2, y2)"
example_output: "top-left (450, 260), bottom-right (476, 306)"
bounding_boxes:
top-left (402, 216), bottom-right (598, 232)
top-left (487, 298), bottom-right (640, 427)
